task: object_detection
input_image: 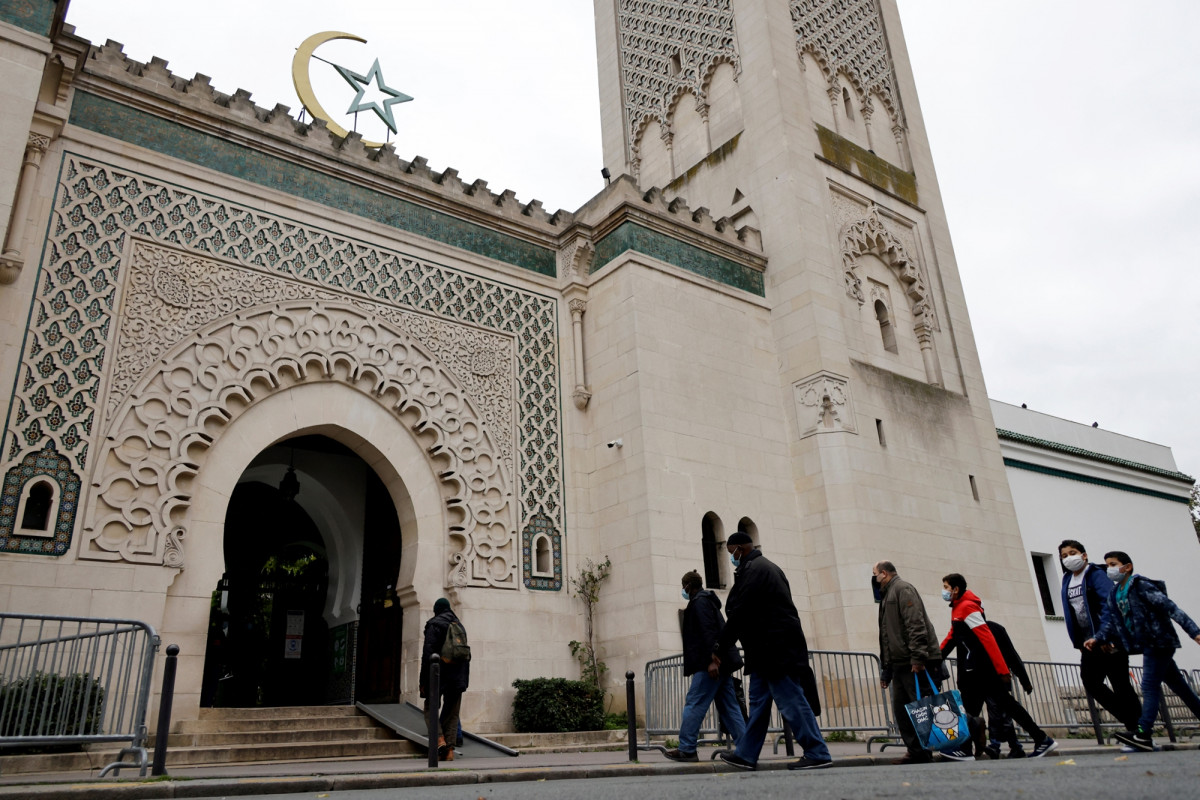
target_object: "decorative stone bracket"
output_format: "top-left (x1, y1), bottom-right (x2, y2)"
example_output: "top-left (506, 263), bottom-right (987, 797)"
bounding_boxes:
top-left (793, 371), bottom-right (857, 438)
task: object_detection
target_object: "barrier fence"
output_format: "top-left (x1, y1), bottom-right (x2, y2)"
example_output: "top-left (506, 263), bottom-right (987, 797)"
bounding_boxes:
top-left (0, 613), bottom-right (160, 776)
top-left (643, 649), bottom-right (1200, 752)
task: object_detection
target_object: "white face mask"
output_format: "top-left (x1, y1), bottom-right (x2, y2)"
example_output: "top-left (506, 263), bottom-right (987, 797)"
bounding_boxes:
top-left (1107, 565), bottom-right (1125, 582)
top-left (1062, 554), bottom-right (1085, 572)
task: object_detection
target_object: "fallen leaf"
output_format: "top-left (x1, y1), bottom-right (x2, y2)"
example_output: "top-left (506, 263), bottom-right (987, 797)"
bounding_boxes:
top-left (901, 782), bottom-right (911, 787)
top-left (1056, 759), bottom-right (1076, 766)
top-left (1114, 755), bottom-right (1129, 762)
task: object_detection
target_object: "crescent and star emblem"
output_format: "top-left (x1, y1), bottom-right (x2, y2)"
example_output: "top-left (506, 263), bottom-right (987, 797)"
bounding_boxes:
top-left (291, 31), bottom-right (413, 148)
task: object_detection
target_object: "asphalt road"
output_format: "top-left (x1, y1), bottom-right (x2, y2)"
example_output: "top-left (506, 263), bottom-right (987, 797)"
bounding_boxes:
top-left (186, 751), bottom-right (1199, 799)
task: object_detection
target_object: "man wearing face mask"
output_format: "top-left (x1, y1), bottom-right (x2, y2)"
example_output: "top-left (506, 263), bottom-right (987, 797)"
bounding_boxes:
top-left (1058, 539), bottom-right (1141, 734)
top-left (873, 561), bottom-right (979, 764)
top-left (1086, 551), bottom-right (1200, 752)
top-left (662, 570), bottom-right (746, 762)
top-left (709, 532), bottom-right (831, 771)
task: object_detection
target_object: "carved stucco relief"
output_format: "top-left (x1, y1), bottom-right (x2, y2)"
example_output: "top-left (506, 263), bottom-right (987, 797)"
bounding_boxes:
top-left (2, 157), bottom-right (562, 583)
top-left (84, 241), bottom-right (517, 587)
top-left (793, 371), bottom-right (857, 438)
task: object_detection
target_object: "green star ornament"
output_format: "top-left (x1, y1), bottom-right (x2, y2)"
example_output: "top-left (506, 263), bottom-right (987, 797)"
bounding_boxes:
top-left (333, 58), bottom-right (412, 134)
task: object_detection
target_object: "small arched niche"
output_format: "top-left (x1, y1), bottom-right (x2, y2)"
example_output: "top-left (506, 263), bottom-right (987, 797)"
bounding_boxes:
top-left (701, 511), bottom-right (725, 589)
top-left (874, 299), bottom-right (898, 353)
top-left (16, 477), bottom-right (58, 535)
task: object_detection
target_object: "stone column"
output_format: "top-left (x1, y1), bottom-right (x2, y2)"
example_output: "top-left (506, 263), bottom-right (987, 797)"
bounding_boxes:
top-left (0, 133), bottom-right (50, 284)
top-left (568, 298), bottom-right (591, 409)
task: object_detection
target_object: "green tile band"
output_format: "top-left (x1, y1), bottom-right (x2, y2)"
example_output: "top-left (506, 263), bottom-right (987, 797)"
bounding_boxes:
top-left (0, 0), bottom-right (56, 37)
top-left (592, 220), bottom-right (764, 296)
top-left (68, 91), bottom-right (557, 276)
top-left (1002, 458), bottom-right (1190, 504)
top-left (997, 429), bottom-right (1193, 483)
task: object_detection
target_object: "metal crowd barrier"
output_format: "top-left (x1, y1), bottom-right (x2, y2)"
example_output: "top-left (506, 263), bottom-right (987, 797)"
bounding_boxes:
top-left (643, 649), bottom-right (894, 753)
top-left (0, 613), bottom-right (160, 776)
top-left (644, 649), bottom-right (1200, 753)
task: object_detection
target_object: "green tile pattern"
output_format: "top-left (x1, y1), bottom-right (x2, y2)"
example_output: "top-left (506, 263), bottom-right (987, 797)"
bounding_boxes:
top-left (1002, 458), bottom-right (1190, 505)
top-left (592, 221), bottom-right (764, 296)
top-left (815, 124), bottom-right (917, 205)
top-left (0, 0), bottom-right (55, 36)
top-left (68, 92), bottom-right (557, 276)
top-left (997, 429), bottom-right (1193, 483)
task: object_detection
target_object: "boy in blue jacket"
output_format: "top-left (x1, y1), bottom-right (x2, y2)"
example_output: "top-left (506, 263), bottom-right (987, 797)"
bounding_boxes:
top-left (1086, 551), bottom-right (1200, 751)
top-left (1058, 539), bottom-right (1141, 733)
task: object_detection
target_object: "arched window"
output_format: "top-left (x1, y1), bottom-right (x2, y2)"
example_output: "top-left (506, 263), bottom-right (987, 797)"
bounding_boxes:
top-left (701, 512), bottom-right (725, 589)
top-left (874, 299), bottom-right (898, 353)
top-left (16, 478), bottom-right (57, 534)
top-left (736, 517), bottom-right (759, 547)
top-left (842, 87), bottom-right (855, 120)
top-left (532, 533), bottom-right (553, 578)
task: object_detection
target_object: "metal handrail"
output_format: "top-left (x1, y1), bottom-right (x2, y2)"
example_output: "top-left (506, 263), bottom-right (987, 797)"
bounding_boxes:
top-left (0, 613), bottom-right (160, 776)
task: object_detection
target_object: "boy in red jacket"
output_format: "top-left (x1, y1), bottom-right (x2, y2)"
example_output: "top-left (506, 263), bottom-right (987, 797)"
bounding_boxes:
top-left (939, 573), bottom-right (1057, 760)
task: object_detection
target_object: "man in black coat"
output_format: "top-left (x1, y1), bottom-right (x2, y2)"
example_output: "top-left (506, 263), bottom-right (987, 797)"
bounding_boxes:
top-left (710, 532), bottom-right (831, 771)
top-left (420, 598), bottom-right (469, 761)
top-left (663, 570), bottom-right (746, 762)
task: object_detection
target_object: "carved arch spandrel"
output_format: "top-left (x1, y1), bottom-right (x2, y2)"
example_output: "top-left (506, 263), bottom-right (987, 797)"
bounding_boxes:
top-left (81, 298), bottom-right (517, 589)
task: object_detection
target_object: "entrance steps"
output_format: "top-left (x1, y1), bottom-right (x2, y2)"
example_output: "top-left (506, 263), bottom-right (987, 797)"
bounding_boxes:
top-left (0, 706), bottom-right (641, 775)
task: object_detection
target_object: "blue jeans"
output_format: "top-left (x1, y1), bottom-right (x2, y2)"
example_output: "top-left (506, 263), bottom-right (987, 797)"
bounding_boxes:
top-left (734, 671), bottom-right (830, 765)
top-left (678, 671), bottom-right (747, 753)
top-left (1138, 649), bottom-right (1200, 733)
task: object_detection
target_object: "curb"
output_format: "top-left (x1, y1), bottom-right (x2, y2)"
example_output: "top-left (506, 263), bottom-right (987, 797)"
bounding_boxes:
top-left (4, 743), bottom-right (1197, 799)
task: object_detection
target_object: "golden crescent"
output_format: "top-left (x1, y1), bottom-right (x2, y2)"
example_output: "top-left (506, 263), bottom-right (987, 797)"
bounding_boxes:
top-left (292, 31), bottom-right (387, 148)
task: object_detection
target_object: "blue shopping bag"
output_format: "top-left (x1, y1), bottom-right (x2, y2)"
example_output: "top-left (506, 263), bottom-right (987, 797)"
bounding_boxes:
top-left (903, 671), bottom-right (971, 753)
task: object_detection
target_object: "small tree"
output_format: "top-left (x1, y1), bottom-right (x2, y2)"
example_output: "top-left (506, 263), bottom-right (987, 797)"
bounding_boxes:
top-left (1190, 483), bottom-right (1200, 545)
top-left (568, 556), bottom-right (612, 692)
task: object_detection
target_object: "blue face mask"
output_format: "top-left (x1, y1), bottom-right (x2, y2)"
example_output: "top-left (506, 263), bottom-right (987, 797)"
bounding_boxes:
top-left (681, 588), bottom-right (691, 600)
top-left (730, 554), bottom-right (740, 568)
top-left (941, 589), bottom-right (953, 602)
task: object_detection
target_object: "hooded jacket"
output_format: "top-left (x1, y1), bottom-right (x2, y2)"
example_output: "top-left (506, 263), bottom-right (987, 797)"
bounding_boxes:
top-left (1060, 562), bottom-right (1117, 649)
top-left (714, 549), bottom-right (809, 678)
top-left (420, 610), bottom-right (470, 693)
top-left (940, 590), bottom-right (1009, 679)
top-left (877, 575), bottom-right (942, 681)
top-left (1094, 575), bottom-right (1200, 655)
top-left (682, 589), bottom-right (742, 677)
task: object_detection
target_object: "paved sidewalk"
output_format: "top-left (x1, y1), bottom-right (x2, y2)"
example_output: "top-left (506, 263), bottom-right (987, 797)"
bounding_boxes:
top-left (1, 738), bottom-right (1195, 799)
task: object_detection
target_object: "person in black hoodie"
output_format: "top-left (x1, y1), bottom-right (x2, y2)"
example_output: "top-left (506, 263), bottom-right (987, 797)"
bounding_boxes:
top-left (980, 619), bottom-right (1032, 759)
top-left (420, 598), bottom-right (469, 761)
top-left (710, 532), bottom-right (831, 772)
top-left (662, 570), bottom-right (746, 762)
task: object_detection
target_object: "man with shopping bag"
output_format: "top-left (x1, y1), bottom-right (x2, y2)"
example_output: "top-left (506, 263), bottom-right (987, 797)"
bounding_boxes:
top-left (873, 560), bottom-right (985, 764)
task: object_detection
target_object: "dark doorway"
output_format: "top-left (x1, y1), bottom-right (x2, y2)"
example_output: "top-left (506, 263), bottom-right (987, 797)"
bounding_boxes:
top-left (204, 480), bottom-right (330, 707)
top-left (356, 467), bottom-right (404, 702)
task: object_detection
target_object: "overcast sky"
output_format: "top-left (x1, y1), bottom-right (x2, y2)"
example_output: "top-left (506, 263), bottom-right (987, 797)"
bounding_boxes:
top-left (63, 1), bottom-right (1200, 480)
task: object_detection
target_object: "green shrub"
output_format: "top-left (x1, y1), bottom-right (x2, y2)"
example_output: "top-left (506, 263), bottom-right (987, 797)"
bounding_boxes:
top-left (603, 711), bottom-right (628, 730)
top-left (512, 678), bottom-right (604, 733)
top-left (0, 672), bottom-right (106, 739)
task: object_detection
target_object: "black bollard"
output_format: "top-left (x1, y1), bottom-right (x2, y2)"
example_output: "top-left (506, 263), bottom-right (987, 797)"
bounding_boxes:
top-left (427, 654), bottom-right (441, 768)
top-left (626, 670), bottom-right (637, 762)
top-left (151, 644), bottom-right (180, 776)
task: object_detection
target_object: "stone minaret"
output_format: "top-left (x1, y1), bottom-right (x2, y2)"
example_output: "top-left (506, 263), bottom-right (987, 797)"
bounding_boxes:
top-left (590, 0), bottom-right (1049, 659)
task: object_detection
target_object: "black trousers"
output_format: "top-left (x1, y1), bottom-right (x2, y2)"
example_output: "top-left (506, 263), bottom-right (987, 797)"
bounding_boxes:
top-left (1079, 646), bottom-right (1141, 731)
top-left (890, 668), bottom-right (941, 758)
top-left (959, 673), bottom-right (1045, 750)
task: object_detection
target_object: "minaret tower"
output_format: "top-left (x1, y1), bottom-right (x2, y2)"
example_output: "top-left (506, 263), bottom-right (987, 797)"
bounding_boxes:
top-left (591, 0), bottom-right (1048, 657)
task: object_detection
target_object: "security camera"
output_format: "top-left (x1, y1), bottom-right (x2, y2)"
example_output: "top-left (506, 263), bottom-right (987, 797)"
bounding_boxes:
top-left (606, 438), bottom-right (623, 449)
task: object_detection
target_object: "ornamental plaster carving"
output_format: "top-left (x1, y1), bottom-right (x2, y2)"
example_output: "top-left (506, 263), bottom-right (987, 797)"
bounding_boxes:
top-left (793, 371), bottom-right (857, 438)
top-left (84, 281), bottom-right (516, 588)
top-left (791, 0), bottom-right (903, 126)
top-left (557, 238), bottom-right (595, 280)
top-left (3, 157), bottom-right (561, 584)
top-left (616, 0), bottom-right (740, 162)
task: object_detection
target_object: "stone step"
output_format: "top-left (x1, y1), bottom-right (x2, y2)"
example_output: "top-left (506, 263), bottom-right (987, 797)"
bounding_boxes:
top-left (196, 705), bottom-right (362, 720)
top-left (160, 726), bottom-right (395, 747)
top-left (485, 729), bottom-right (630, 748)
top-left (160, 738), bottom-right (421, 765)
top-left (175, 715), bottom-right (377, 734)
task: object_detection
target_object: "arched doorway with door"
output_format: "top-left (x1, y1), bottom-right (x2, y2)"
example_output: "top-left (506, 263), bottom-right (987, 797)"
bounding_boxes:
top-left (201, 434), bottom-right (407, 707)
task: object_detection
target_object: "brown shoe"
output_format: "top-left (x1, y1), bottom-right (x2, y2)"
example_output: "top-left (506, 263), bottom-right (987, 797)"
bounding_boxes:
top-left (444, 747), bottom-right (454, 761)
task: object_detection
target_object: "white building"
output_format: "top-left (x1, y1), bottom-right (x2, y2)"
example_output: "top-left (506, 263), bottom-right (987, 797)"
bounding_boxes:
top-left (993, 400), bottom-right (1200, 672)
